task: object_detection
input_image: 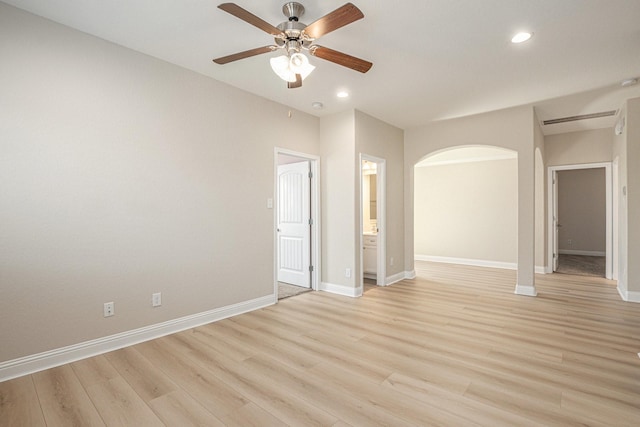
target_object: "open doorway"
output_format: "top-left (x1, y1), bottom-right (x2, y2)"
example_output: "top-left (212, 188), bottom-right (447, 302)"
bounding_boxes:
top-left (413, 146), bottom-right (518, 271)
top-left (360, 154), bottom-right (386, 291)
top-left (548, 163), bottom-right (612, 279)
top-left (274, 149), bottom-right (320, 300)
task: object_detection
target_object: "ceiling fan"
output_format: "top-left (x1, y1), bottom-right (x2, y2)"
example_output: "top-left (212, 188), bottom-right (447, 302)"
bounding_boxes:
top-left (213, 2), bottom-right (372, 89)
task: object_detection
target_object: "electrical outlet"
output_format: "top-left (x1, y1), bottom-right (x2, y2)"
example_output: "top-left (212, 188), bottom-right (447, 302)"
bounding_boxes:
top-left (104, 302), bottom-right (114, 317)
top-left (390, 257), bottom-right (394, 266)
top-left (152, 292), bottom-right (162, 307)
top-left (345, 268), bottom-right (351, 278)
top-left (568, 239), bottom-right (572, 246)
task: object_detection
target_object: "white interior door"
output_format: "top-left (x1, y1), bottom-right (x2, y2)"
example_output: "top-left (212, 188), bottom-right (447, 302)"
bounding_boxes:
top-left (552, 170), bottom-right (559, 272)
top-left (277, 161), bottom-right (311, 288)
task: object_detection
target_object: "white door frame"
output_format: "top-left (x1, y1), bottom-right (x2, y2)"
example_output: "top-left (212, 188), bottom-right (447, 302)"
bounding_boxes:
top-left (546, 162), bottom-right (613, 279)
top-left (276, 161), bottom-right (311, 288)
top-left (274, 148), bottom-right (321, 300)
top-left (359, 154), bottom-right (386, 288)
top-left (552, 169), bottom-right (559, 272)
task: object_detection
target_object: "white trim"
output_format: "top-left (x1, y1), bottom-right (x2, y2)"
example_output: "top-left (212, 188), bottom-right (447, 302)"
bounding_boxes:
top-left (547, 162), bottom-right (613, 280)
top-left (404, 270), bottom-right (417, 279)
top-left (617, 286), bottom-right (640, 303)
top-left (416, 152), bottom-right (516, 167)
top-left (415, 146), bottom-right (517, 168)
top-left (415, 254), bottom-right (517, 270)
top-left (385, 271), bottom-right (408, 286)
top-left (274, 148), bottom-right (321, 298)
top-left (319, 282), bottom-right (362, 298)
top-left (515, 284), bottom-right (538, 296)
top-left (415, 255), bottom-right (546, 275)
top-left (0, 295), bottom-right (274, 382)
top-left (558, 249), bottom-right (606, 257)
top-left (535, 266), bottom-right (547, 274)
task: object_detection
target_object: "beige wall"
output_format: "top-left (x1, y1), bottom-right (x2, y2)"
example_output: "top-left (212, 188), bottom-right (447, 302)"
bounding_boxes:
top-left (545, 128), bottom-right (613, 166)
top-left (319, 110), bottom-right (405, 290)
top-left (626, 98), bottom-right (640, 295)
top-left (534, 113), bottom-right (546, 269)
top-left (557, 169), bottom-right (606, 253)
top-left (405, 105), bottom-right (536, 292)
top-left (0, 4), bottom-right (320, 363)
top-left (414, 158), bottom-right (517, 263)
top-left (355, 111), bottom-right (405, 280)
top-left (320, 111), bottom-right (356, 288)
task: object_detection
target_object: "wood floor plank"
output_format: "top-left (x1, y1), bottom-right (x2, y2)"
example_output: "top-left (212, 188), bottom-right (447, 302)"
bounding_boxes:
top-left (241, 353), bottom-right (416, 427)
top-left (218, 402), bottom-right (287, 427)
top-left (382, 372), bottom-right (541, 427)
top-left (148, 390), bottom-right (226, 427)
top-left (163, 328), bottom-right (341, 426)
top-left (134, 337), bottom-right (251, 417)
top-left (71, 355), bottom-right (119, 389)
top-left (32, 365), bottom-right (105, 427)
top-left (308, 359), bottom-right (484, 426)
top-left (561, 389), bottom-right (640, 426)
top-left (104, 346), bottom-right (178, 403)
top-left (84, 376), bottom-right (164, 426)
top-left (0, 376), bottom-right (46, 427)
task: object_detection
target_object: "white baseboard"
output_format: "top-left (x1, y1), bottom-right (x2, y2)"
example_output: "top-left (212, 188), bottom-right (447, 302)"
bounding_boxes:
top-left (404, 270), bottom-right (416, 279)
top-left (415, 255), bottom-right (517, 270)
top-left (617, 285), bottom-right (640, 303)
top-left (415, 255), bottom-right (547, 275)
top-left (558, 249), bottom-right (606, 257)
top-left (514, 283), bottom-right (538, 296)
top-left (385, 271), bottom-right (407, 286)
top-left (319, 282), bottom-right (362, 297)
top-left (535, 266), bottom-right (547, 274)
top-left (0, 295), bottom-right (274, 383)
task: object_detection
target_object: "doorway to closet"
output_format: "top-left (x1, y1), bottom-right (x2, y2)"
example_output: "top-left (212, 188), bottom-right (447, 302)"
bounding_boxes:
top-left (275, 149), bottom-right (320, 300)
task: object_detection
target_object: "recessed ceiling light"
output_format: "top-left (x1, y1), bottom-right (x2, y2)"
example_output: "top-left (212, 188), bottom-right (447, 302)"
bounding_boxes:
top-left (621, 78), bottom-right (638, 87)
top-left (337, 91), bottom-right (349, 98)
top-left (311, 101), bottom-right (324, 109)
top-left (511, 32), bottom-right (532, 43)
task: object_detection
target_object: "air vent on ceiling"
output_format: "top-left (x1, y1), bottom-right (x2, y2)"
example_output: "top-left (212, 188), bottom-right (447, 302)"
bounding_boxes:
top-left (542, 110), bottom-right (618, 126)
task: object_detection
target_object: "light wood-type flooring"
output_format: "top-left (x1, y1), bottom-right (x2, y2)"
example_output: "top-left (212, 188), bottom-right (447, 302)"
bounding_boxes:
top-left (2, 261), bottom-right (640, 426)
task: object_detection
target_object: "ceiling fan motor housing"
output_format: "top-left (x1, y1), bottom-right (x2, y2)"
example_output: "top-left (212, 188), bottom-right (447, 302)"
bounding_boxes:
top-left (275, 2), bottom-right (307, 47)
top-left (282, 2), bottom-right (305, 20)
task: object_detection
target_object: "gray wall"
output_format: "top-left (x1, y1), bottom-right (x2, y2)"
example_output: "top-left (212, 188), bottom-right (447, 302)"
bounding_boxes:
top-left (557, 169), bottom-right (606, 254)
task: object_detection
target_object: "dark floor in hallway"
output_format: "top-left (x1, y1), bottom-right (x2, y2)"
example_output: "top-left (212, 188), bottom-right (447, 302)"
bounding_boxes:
top-left (556, 254), bottom-right (605, 277)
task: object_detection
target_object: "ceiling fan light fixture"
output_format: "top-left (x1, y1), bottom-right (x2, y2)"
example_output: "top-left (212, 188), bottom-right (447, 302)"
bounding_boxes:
top-left (270, 53), bottom-right (315, 82)
top-left (270, 55), bottom-right (296, 82)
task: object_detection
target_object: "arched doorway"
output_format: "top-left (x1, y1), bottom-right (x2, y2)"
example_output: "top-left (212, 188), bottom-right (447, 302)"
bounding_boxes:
top-left (413, 145), bottom-right (519, 278)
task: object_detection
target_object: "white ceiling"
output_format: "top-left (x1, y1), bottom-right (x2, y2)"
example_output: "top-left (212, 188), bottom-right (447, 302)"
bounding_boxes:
top-left (5, 0), bottom-right (640, 132)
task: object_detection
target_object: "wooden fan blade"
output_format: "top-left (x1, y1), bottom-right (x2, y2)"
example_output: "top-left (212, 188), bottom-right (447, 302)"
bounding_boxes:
top-left (309, 45), bottom-right (372, 73)
top-left (218, 3), bottom-right (284, 37)
top-left (302, 3), bottom-right (364, 40)
top-left (287, 74), bottom-right (302, 89)
top-left (213, 45), bottom-right (277, 64)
